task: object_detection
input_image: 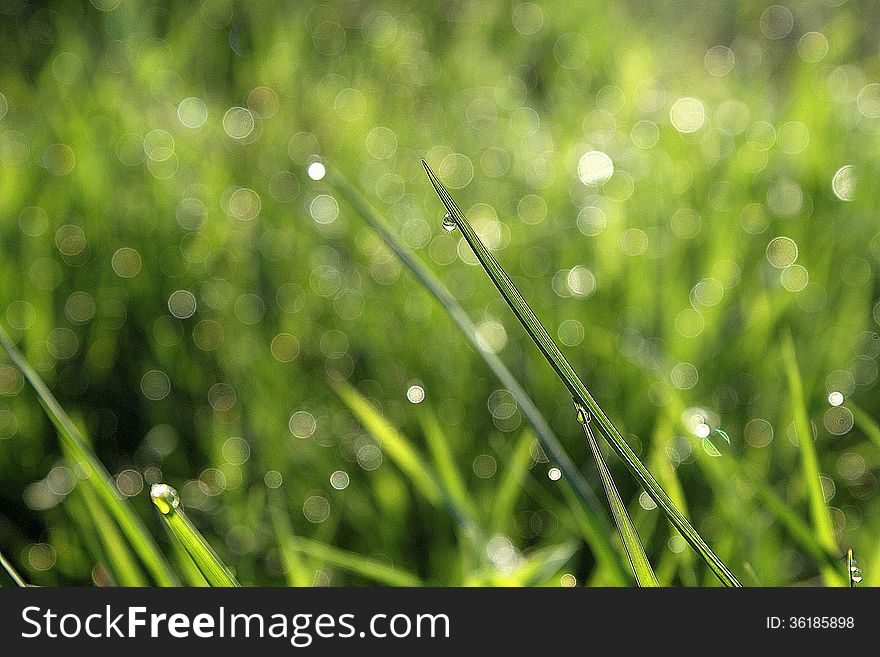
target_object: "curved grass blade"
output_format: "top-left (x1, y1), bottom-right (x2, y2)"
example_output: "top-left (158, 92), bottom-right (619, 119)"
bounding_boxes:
top-left (0, 550), bottom-right (27, 587)
top-left (150, 483), bottom-right (239, 587)
top-left (468, 540), bottom-right (578, 586)
top-left (575, 402), bottom-right (658, 587)
top-left (781, 331), bottom-right (843, 586)
top-left (325, 171), bottom-right (609, 520)
top-left (73, 474), bottom-right (149, 586)
top-left (268, 490), bottom-right (313, 587)
top-left (330, 377), bottom-right (477, 530)
top-left (284, 536), bottom-right (423, 587)
top-left (418, 405), bottom-right (479, 522)
top-left (848, 401), bottom-right (880, 449)
top-left (422, 160), bottom-right (740, 587)
top-left (0, 325), bottom-right (177, 586)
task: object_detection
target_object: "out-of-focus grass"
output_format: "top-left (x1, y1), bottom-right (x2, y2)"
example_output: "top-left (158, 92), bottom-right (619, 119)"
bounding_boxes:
top-left (0, 0), bottom-right (879, 587)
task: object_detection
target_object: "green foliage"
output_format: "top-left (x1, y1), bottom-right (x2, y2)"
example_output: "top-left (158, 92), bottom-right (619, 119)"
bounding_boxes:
top-left (150, 483), bottom-right (239, 587)
top-left (1, 1), bottom-right (878, 588)
top-left (424, 161), bottom-right (739, 586)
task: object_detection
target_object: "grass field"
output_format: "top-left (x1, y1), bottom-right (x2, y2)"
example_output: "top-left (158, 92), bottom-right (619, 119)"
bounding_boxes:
top-left (1, 0), bottom-right (879, 587)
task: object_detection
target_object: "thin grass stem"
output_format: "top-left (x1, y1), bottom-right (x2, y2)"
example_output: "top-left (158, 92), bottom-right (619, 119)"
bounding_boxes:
top-left (422, 160), bottom-right (740, 587)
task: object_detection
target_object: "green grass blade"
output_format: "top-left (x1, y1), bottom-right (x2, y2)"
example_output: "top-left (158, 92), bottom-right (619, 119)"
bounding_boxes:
top-left (418, 406), bottom-right (478, 522)
top-left (739, 466), bottom-right (839, 570)
top-left (848, 402), bottom-right (880, 449)
top-left (73, 475), bottom-right (148, 586)
top-left (150, 483), bottom-right (239, 587)
top-left (330, 378), bottom-right (468, 521)
top-left (325, 169), bottom-right (610, 528)
top-left (268, 490), bottom-right (313, 587)
top-left (781, 330), bottom-right (843, 586)
top-left (576, 402), bottom-right (658, 587)
top-left (0, 550), bottom-right (27, 587)
top-left (160, 521), bottom-right (209, 587)
top-left (0, 325), bottom-right (177, 586)
top-left (558, 478), bottom-right (630, 586)
top-left (284, 536), bottom-right (423, 586)
top-left (490, 430), bottom-right (536, 533)
top-left (422, 160), bottom-right (741, 587)
top-left (478, 541), bottom-right (579, 587)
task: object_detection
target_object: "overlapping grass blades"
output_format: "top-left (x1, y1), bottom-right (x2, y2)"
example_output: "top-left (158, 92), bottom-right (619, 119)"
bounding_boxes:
top-left (330, 378), bottom-right (478, 532)
top-left (150, 483), bottom-right (239, 587)
top-left (780, 331), bottom-right (844, 586)
top-left (325, 168), bottom-right (627, 582)
top-left (422, 160), bottom-right (741, 587)
top-left (575, 402), bottom-right (658, 586)
top-left (0, 324), bottom-right (177, 586)
top-left (281, 536), bottom-right (423, 587)
top-left (0, 550), bottom-right (26, 587)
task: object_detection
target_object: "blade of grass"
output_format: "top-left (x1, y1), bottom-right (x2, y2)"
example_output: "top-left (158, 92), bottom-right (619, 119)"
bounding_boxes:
top-left (160, 521), bottom-right (209, 587)
top-left (325, 169), bottom-right (609, 528)
top-left (490, 430), bottom-right (536, 534)
top-left (575, 402), bottom-right (659, 587)
top-left (150, 483), bottom-right (239, 587)
top-left (284, 535), bottom-right (423, 587)
top-left (848, 401), bottom-right (880, 449)
top-left (422, 160), bottom-right (741, 587)
top-left (739, 465), bottom-right (839, 570)
top-left (330, 378), bottom-right (476, 529)
top-left (781, 330), bottom-right (843, 586)
top-left (268, 489), bottom-right (313, 587)
top-left (73, 475), bottom-right (149, 586)
top-left (418, 405), bottom-right (478, 522)
top-left (0, 325), bottom-right (177, 585)
top-left (477, 541), bottom-right (579, 587)
top-left (0, 549), bottom-right (27, 587)
top-left (558, 478), bottom-right (630, 586)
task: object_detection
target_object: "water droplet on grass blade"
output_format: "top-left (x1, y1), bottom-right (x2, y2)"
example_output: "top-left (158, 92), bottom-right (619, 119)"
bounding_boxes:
top-left (442, 212), bottom-right (456, 231)
top-left (848, 549), bottom-right (863, 586)
top-left (150, 483), bottom-right (180, 515)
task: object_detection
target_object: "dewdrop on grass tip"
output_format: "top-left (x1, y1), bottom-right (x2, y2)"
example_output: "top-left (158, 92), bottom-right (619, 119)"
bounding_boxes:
top-left (150, 483), bottom-right (180, 515)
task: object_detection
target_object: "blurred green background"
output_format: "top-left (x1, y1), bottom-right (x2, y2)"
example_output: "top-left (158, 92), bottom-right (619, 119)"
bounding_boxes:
top-left (0, 0), bottom-right (879, 586)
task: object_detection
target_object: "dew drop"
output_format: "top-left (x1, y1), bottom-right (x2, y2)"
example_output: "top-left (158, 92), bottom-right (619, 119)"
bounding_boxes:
top-left (442, 212), bottom-right (457, 232)
top-left (150, 482), bottom-right (180, 515)
top-left (848, 549), bottom-right (863, 586)
top-left (548, 467), bottom-right (562, 481)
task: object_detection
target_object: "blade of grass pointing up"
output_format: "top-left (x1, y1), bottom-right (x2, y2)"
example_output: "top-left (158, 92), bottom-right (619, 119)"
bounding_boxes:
top-left (0, 325), bottom-right (177, 586)
top-left (284, 535), bottom-right (423, 587)
top-left (325, 171), bottom-right (610, 521)
top-left (848, 401), bottom-right (880, 450)
top-left (575, 401), bottom-right (658, 587)
top-left (0, 550), bottom-right (27, 587)
top-left (423, 160), bottom-right (741, 587)
top-left (330, 378), bottom-right (476, 531)
top-left (780, 330), bottom-right (844, 586)
top-left (72, 471), bottom-right (149, 586)
top-left (324, 167), bottom-right (626, 580)
top-left (150, 483), bottom-right (239, 587)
